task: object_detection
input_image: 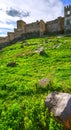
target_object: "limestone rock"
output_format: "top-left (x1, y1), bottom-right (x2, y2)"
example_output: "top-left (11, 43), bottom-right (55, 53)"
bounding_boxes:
top-left (45, 92), bottom-right (71, 129)
top-left (38, 78), bottom-right (51, 88)
top-left (40, 50), bottom-right (46, 55)
top-left (38, 46), bottom-right (46, 55)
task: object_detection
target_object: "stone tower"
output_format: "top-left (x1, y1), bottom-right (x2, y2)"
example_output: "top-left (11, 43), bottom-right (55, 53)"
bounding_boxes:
top-left (64, 5), bottom-right (71, 33)
top-left (17, 20), bottom-right (26, 33)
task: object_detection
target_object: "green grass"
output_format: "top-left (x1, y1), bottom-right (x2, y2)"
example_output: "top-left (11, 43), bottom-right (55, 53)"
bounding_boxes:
top-left (0, 36), bottom-right (71, 130)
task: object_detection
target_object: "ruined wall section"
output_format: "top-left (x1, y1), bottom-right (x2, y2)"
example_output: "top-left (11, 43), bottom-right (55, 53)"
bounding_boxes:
top-left (58, 17), bottom-right (64, 34)
top-left (17, 20), bottom-right (26, 33)
top-left (26, 21), bottom-right (40, 33)
top-left (17, 20), bottom-right (26, 29)
top-left (15, 20), bottom-right (26, 39)
top-left (26, 20), bottom-right (46, 37)
top-left (39, 20), bottom-right (46, 36)
top-left (14, 28), bottom-right (24, 39)
top-left (26, 20), bottom-right (46, 33)
top-left (0, 5), bottom-right (71, 49)
top-left (46, 17), bottom-right (64, 34)
top-left (7, 32), bottom-right (15, 41)
top-left (64, 5), bottom-right (71, 33)
top-left (46, 18), bottom-right (59, 34)
top-left (0, 36), bottom-right (10, 49)
top-left (0, 36), bottom-right (9, 43)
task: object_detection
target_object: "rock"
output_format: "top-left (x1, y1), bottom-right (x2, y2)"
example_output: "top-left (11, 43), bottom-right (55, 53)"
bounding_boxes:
top-left (38, 78), bottom-right (51, 88)
top-left (35, 47), bottom-right (43, 53)
top-left (35, 47), bottom-right (47, 56)
top-left (39, 46), bottom-right (43, 51)
top-left (7, 62), bottom-right (17, 67)
top-left (45, 92), bottom-right (71, 129)
top-left (38, 47), bottom-right (46, 55)
top-left (40, 50), bottom-right (46, 55)
top-left (20, 44), bottom-right (24, 48)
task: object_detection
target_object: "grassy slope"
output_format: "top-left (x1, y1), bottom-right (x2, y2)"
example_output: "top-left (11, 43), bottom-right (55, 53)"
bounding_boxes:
top-left (0, 37), bottom-right (71, 130)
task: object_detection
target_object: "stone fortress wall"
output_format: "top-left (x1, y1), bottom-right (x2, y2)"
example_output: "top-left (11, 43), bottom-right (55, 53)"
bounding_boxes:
top-left (46, 17), bottom-right (64, 34)
top-left (0, 19), bottom-right (46, 47)
top-left (0, 5), bottom-right (71, 49)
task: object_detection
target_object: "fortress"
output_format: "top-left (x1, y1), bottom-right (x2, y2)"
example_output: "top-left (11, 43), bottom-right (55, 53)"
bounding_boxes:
top-left (0, 5), bottom-right (71, 49)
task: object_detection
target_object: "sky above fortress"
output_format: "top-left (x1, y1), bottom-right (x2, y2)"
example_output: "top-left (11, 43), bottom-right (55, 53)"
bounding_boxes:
top-left (0, 0), bottom-right (71, 37)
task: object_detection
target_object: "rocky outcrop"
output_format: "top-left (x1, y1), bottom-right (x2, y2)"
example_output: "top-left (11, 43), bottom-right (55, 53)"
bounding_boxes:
top-left (45, 92), bottom-right (71, 129)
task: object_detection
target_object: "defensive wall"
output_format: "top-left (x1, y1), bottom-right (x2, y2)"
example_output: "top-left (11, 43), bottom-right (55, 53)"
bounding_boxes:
top-left (0, 5), bottom-right (71, 49)
top-left (46, 17), bottom-right (64, 34)
top-left (0, 19), bottom-right (46, 49)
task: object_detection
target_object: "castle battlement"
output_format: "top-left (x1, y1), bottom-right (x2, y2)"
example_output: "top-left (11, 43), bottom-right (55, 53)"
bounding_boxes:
top-left (0, 5), bottom-right (71, 49)
top-left (64, 5), bottom-right (71, 10)
top-left (64, 5), bottom-right (71, 17)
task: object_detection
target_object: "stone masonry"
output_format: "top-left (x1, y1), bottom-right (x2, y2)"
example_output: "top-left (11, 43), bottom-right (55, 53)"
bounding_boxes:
top-left (64, 5), bottom-right (71, 33)
top-left (0, 5), bottom-right (71, 49)
top-left (46, 17), bottom-right (64, 34)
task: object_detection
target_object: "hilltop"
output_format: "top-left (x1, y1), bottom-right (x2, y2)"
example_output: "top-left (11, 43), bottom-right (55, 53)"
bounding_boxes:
top-left (0, 36), bottom-right (71, 130)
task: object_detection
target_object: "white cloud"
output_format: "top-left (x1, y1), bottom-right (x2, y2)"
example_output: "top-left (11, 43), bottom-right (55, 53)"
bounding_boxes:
top-left (0, 0), bottom-right (64, 37)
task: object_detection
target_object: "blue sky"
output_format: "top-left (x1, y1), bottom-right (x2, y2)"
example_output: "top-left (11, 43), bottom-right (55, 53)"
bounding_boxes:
top-left (62, 0), bottom-right (71, 5)
top-left (0, 0), bottom-right (71, 37)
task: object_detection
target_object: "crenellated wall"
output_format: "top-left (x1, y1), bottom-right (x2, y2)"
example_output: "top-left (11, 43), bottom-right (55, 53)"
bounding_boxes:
top-left (64, 5), bottom-right (71, 17)
top-left (46, 17), bottom-right (64, 34)
top-left (26, 20), bottom-right (46, 37)
top-left (14, 28), bottom-right (24, 39)
top-left (17, 20), bottom-right (26, 31)
top-left (0, 36), bottom-right (9, 43)
top-left (26, 21), bottom-right (40, 33)
top-left (7, 32), bottom-right (15, 41)
top-left (0, 5), bottom-right (71, 49)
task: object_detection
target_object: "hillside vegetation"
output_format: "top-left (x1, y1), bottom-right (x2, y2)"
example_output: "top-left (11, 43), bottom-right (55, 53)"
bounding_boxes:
top-left (0, 37), bottom-right (71, 130)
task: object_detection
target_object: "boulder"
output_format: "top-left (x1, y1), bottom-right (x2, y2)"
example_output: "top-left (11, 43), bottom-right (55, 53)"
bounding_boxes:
top-left (7, 62), bottom-right (17, 67)
top-left (45, 92), bottom-right (71, 129)
top-left (40, 50), bottom-right (46, 55)
top-left (37, 46), bottom-right (46, 56)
